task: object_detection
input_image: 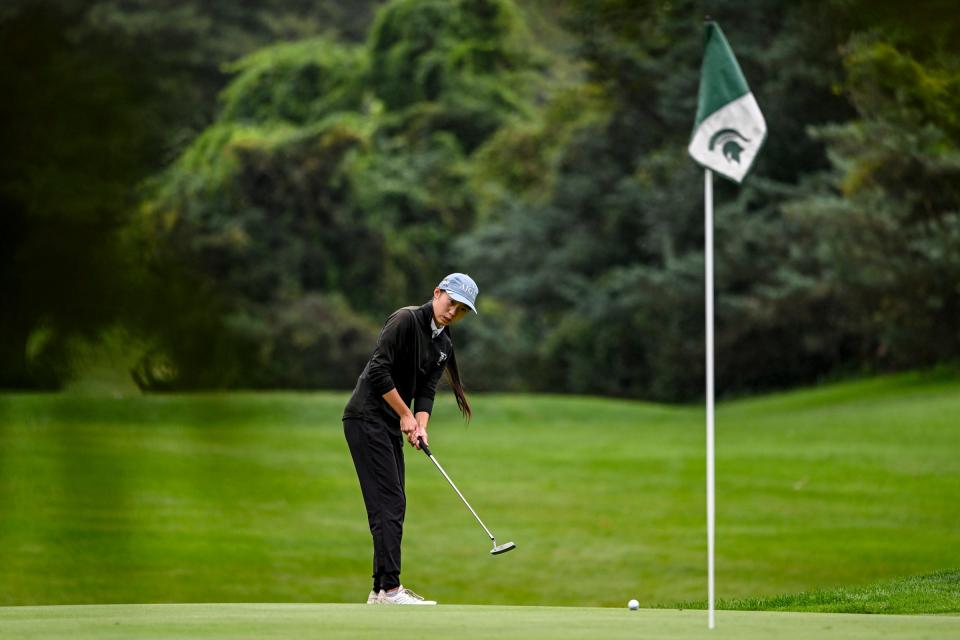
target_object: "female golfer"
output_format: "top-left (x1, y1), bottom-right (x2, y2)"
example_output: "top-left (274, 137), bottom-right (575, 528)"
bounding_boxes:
top-left (343, 273), bottom-right (478, 605)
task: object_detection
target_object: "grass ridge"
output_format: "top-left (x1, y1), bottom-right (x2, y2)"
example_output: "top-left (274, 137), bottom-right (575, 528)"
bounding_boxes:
top-left (670, 570), bottom-right (960, 614)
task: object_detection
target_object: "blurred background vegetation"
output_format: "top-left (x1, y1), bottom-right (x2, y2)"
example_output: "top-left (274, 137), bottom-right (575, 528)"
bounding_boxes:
top-left (2, 0), bottom-right (958, 401)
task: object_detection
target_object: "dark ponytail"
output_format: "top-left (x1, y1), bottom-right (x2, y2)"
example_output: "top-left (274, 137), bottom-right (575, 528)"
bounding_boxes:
top-left (445, 346), bottom-right (471, 422)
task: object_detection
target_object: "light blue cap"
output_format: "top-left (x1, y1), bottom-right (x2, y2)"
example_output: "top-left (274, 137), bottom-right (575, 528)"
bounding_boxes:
top-left (438, 273), bottom-right (479, 314)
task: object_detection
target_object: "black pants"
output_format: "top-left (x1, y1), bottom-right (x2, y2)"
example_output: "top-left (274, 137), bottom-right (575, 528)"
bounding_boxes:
top-left (343, 418), bottom-right (406, 593)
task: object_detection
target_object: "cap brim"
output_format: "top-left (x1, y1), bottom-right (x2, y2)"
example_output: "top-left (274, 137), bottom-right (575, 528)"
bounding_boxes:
top-left (447, 291), bottom-right (478, 314)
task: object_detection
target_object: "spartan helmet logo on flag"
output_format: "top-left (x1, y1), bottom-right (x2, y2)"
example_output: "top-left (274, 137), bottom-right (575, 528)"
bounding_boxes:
top-left (708, 128), bottom-right (751, 164)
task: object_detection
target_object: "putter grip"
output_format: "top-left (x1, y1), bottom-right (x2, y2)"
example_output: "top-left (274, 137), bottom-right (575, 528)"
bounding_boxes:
top-left (417, 436), bottom-right (432, 456)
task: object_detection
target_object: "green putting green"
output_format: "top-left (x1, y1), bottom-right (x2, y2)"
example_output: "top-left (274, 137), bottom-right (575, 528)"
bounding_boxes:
top-left (1, 604), bottom-right (957, 640)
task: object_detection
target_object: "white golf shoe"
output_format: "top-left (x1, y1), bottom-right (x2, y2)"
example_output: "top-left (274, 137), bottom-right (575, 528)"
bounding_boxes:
top-left (378, 585), bottom-right (437, 605)
top-left (366, 590), bottom-right (379, 604)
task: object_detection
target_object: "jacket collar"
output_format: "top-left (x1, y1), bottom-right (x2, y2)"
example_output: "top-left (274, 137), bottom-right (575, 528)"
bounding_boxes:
top-left (415, 301), bottom-right (434, 326)
top-left (416, 301), bottom-right (450, 341)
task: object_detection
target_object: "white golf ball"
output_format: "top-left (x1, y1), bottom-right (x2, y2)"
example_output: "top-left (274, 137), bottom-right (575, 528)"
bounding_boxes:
top-left (628, 599), bottom-right (639, 610)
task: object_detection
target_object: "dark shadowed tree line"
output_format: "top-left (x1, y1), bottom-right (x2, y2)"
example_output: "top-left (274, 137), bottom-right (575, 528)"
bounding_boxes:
top-left (2, 0), bottom-right (958, 401)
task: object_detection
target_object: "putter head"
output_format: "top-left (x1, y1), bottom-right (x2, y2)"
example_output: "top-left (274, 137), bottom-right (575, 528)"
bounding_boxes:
top-left (490, 541), bottom-right (516, 555)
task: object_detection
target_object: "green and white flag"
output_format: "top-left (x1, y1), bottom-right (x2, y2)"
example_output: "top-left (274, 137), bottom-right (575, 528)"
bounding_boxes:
top-left (688, 22), bottom-right (766, 183)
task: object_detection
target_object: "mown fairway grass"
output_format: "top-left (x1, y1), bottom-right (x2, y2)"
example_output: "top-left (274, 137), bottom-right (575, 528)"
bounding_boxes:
top-left (0, 369), bottom-right (958, 611)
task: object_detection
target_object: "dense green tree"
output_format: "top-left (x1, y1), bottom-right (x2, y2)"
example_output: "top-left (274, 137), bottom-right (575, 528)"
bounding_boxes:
top-left (457, 0), bottom-right (860, 399)
top-left (784, 33), bottom-right (960, 370)
top-left (0, 3), bottom-right (162, 387)
top-left (138, 0), bottom-right (539, 388)
top-left (457, 0), bottom-right (960, 400)
top-left (5, 0), bottom-right (955, 397)
top-left (0, 0), bottom-right (383, 388)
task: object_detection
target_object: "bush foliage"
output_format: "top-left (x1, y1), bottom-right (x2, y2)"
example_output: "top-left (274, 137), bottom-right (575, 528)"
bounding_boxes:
top-left (3, 0), bottom-right (958, 398)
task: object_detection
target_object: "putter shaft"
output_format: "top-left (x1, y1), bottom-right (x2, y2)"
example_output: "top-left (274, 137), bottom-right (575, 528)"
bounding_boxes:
top-left (418, 437), bottom-right (496, 542)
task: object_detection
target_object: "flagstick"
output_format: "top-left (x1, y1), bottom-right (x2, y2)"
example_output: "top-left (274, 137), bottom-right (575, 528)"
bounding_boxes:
top-left (705, 168), bottom-right (716, 629)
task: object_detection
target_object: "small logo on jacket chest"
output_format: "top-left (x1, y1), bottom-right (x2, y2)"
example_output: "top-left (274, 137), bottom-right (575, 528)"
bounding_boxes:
top-left (437, 351), bottom-right (448, 366)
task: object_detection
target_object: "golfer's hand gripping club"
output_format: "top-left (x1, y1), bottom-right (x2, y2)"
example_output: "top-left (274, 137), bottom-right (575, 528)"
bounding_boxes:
top-left (417, 437), bottom-right (432, 456)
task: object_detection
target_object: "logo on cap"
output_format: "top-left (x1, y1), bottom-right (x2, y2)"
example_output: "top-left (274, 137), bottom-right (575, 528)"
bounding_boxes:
top-left (438, 273), bottom-right (479, 313)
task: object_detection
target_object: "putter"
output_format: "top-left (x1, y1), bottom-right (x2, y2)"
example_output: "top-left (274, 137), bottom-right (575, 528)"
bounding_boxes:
top-left (417, 436), bottom-right (516, 556)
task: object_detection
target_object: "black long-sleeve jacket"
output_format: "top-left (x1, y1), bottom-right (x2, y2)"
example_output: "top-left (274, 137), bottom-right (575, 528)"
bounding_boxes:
top-left (343, 301), bottom-right (453, 426)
